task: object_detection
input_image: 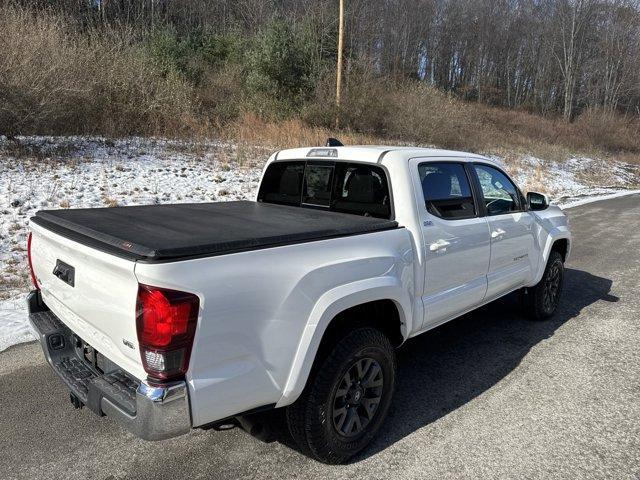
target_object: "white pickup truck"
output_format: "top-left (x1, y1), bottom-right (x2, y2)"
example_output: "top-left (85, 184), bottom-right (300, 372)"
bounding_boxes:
top-left (27, 144), bottom-right (571, 463)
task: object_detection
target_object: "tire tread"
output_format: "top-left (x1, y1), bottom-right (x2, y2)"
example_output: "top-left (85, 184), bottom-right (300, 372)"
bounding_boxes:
top-left (286, 327), bottom-right (395, 464)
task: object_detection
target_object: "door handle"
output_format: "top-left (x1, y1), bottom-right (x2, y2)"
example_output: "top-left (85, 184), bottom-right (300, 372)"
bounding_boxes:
top-left (491, 228), bottom-right (506, 239)
top-left (429, 239), bottom-right (451, 252)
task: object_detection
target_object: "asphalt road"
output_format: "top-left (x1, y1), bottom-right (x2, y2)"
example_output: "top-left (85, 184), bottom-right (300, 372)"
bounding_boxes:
top-left (1, 195), bottom-right (639, 480)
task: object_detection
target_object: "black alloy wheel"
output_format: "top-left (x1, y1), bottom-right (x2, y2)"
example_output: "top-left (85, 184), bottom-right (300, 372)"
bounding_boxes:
top-left (542, 258), bottom-right (562, 314)
top-left (332, 357), bottom-right (384, 437)
top-left (522, 250), bottom-right (564, 320)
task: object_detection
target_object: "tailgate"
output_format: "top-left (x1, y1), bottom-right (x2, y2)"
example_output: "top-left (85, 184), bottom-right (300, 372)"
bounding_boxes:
top-left (30, 222), bottom-right (146, 380)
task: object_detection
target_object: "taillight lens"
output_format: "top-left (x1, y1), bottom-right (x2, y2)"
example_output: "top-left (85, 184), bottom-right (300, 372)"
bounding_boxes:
top-left (136, 284), bottom-right (199, 381)
top-left (27, 232), bottom-right (39, 290)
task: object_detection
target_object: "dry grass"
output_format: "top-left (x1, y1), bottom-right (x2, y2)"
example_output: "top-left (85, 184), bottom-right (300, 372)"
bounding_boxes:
top-left (343, 82), bottom-right (640, 161)
top-left (501, 154), bottom-right (551, 194)
top-left (304, 78), bottom-right (640, 162)
top-left (0, 5), bottom-right (193, 137)
top-left (102, 197), bottom-right (118, 207)
top-left (0, 277), bottom-right (27, 300)
top-left (226, 113), bottom-right (381, 149)
top-left (224, 103), bottom-right (640, 165)
top-left (473, 104), bottom-right (640, 159)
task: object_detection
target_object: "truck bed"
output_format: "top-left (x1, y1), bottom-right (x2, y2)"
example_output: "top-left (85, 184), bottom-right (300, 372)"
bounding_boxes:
top-left (31, 201), bottom-right (398, 262)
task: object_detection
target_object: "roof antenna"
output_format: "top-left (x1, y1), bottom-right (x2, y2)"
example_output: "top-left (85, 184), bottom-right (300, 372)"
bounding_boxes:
top-left (326, 137), bottom-right (343, 147)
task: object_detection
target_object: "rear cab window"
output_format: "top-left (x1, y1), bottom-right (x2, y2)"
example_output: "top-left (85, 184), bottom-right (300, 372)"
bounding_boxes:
top-left (303, 163), bottom-right (334, 207)
top-left (258, 161), bottom-right (392, 219)
top-left (258, 161), bottom-right (305, 206)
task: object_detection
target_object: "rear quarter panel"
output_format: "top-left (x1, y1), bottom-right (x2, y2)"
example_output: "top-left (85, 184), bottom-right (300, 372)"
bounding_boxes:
top-left (134, 228), bottom-right (414, 426)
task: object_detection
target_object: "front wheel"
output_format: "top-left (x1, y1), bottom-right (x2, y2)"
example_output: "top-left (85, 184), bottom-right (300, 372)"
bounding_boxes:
top-left (522, 250), bottom-right (564, 320)
top-left (286, 327), bottom-right (396, 464)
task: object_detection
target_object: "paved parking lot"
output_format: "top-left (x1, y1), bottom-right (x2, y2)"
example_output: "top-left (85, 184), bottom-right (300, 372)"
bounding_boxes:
top-left (1, 194), bottom-right (639, 479)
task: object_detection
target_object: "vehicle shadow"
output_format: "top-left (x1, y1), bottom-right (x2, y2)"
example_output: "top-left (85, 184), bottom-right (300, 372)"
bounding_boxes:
top-left (360, 267), bottom-right (616, 459)
top-left (242, 267), bottom-right (616, 461)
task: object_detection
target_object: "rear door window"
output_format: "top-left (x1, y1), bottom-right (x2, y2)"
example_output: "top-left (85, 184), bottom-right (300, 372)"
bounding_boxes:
top-left (418, 162), bottom-right (476, 220)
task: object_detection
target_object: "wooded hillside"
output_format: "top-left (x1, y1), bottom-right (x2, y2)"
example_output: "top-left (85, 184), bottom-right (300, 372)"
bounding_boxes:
top-left (1, 0), bottom-right (639, 159)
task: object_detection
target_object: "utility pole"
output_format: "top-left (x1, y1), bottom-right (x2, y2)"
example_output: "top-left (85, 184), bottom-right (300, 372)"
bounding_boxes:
top-left (335, 0), bottom-right (344, 127)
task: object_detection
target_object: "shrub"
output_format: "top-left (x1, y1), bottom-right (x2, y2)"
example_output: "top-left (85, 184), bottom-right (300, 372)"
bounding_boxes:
top-left (196, 64), bottom-right (246, 126)
top-left (574, 108), bottom-right (640, 153)
top-left (245, 17), bottom-right (317, 118)
top-left (306, 65), bottom-right (484, 151)
top-left (0, 5), bottom-right (194, 137)
top-left (146, 28), bottom-right (244, 86)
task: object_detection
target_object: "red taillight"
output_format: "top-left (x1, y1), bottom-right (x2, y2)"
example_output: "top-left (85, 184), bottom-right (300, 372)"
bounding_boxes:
top-left (27, 232), bottom-right (39, 290)
top-left (136, 284), bottom-right (199, 381)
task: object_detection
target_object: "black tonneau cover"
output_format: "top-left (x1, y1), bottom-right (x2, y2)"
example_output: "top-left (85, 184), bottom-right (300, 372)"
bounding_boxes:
top-left (31, 201), bottom-right (398, 262)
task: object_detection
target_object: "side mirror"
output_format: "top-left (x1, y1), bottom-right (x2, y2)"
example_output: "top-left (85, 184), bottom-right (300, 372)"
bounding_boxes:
top-left (527, 191), bottom-right (549, 211)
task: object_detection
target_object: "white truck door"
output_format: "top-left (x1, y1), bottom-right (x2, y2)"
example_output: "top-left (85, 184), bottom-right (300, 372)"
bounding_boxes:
top-left (410, 159), bottom-right (491, 329)
top-left (471, 163), bottom-right (536, 300)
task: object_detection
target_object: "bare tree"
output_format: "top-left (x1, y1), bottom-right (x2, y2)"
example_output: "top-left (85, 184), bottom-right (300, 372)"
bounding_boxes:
top-left (551, 0), bottom-right (597, 120)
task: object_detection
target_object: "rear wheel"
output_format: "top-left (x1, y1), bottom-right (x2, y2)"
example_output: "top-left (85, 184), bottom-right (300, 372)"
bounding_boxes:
top-left (286, 327), bottom-right (396, 464)
top-left (522, 251), bottom-right (564, 320)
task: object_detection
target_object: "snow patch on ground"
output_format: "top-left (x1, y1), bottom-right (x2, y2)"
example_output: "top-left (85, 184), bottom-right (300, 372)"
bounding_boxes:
top-left (1, 136), bottom-right (266, 351)
top-left (494, 154), bottom-right (640, 206)
top-left (559, 189), bottom-right (640, 209)
top-left (1, 136), bottom-right (639, 351)
top-left (0, 296), bottom-right (31, 352)
top-left (1, 136), bottom-right (264, 296)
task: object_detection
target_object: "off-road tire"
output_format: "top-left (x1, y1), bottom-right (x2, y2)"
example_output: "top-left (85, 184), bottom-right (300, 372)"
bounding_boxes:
top-left (285, 327), bottom-right (396, 464)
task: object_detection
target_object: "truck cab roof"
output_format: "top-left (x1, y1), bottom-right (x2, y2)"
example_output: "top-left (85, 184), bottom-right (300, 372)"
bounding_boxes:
top-left (274, 145), bottom-right (497, 165)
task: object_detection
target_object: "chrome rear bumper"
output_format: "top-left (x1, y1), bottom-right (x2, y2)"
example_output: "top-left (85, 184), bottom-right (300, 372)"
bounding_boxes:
top-left (27, 290), bottom-right (191, 440)
top-left (101, 380), bottom-right (191, 440)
